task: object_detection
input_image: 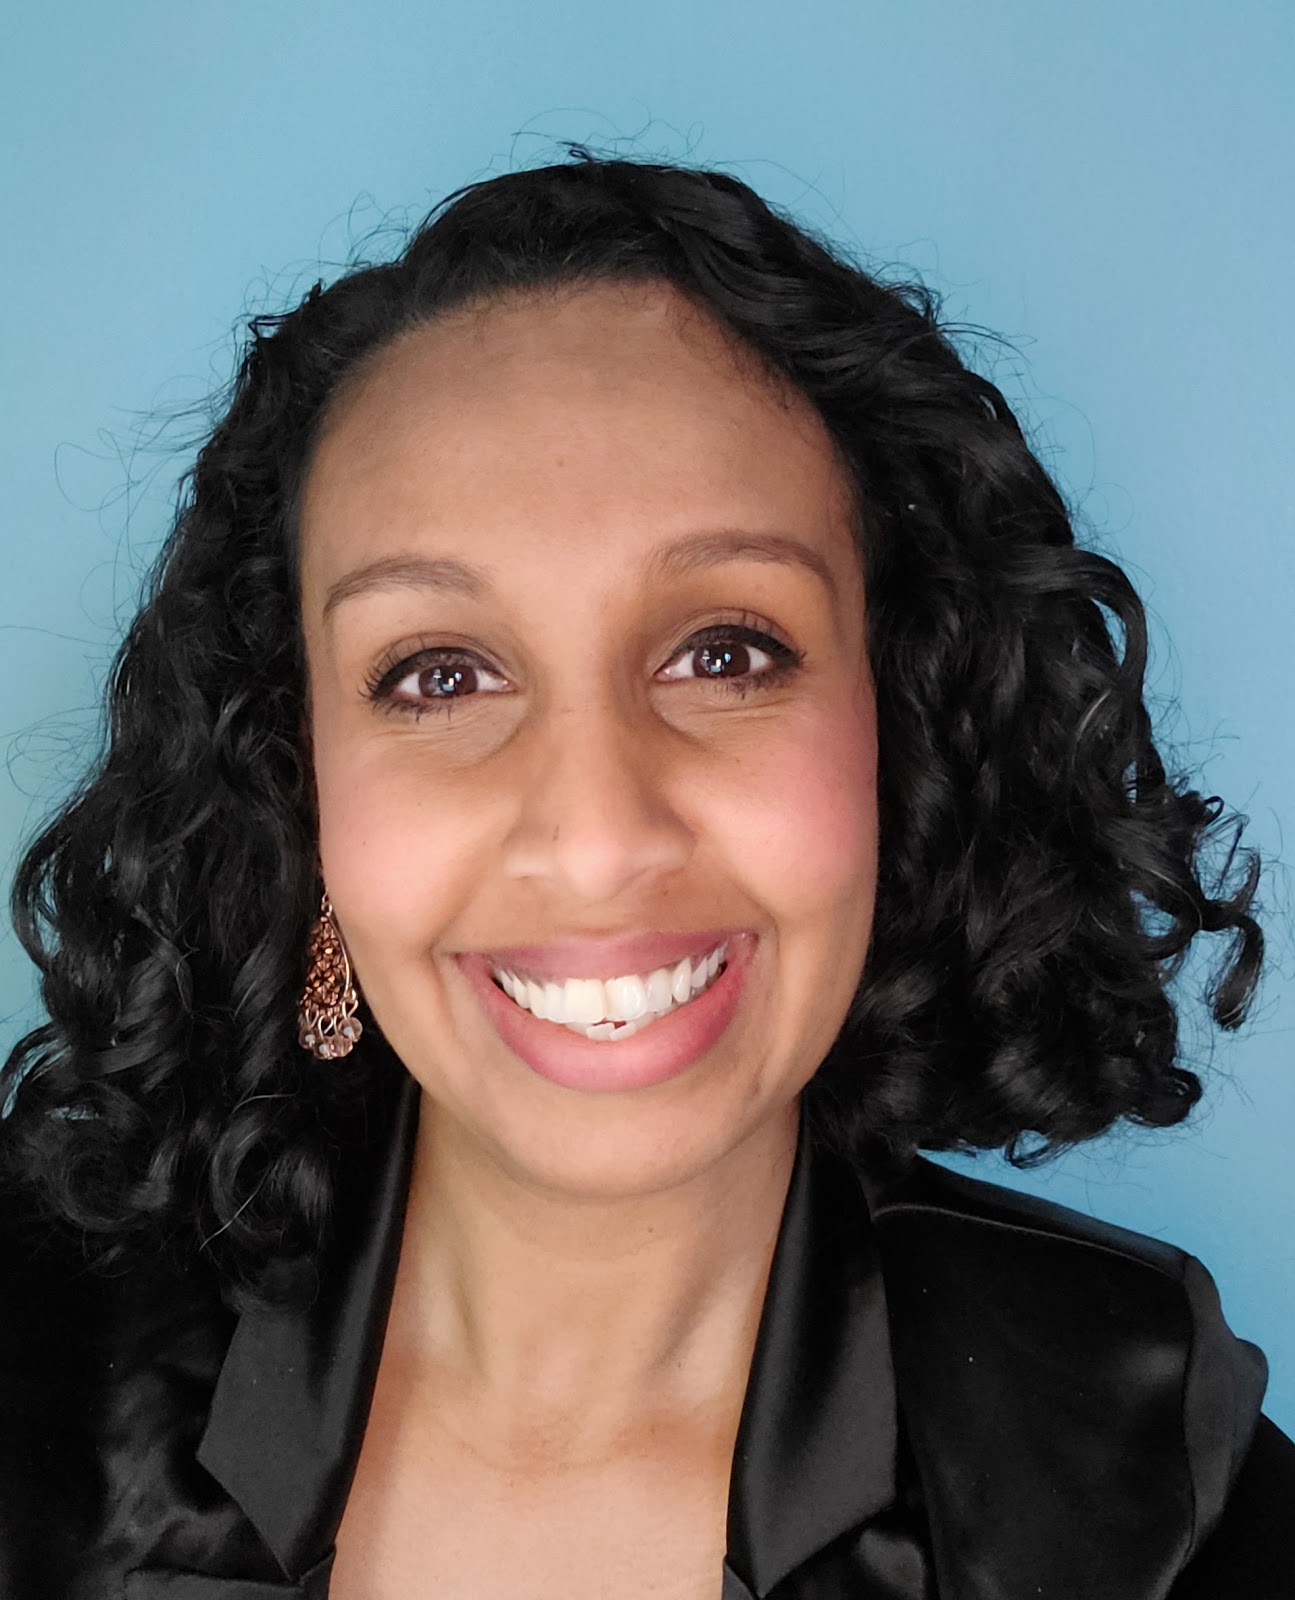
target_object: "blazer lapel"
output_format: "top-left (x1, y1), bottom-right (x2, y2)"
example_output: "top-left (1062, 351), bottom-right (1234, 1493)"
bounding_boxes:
top-left (726, 1116), bottom-right (898, 1597)
top-left (125, 1550), bottom-right (335, 1598)
top-left (193, 1064), bottom-right (421, 1580)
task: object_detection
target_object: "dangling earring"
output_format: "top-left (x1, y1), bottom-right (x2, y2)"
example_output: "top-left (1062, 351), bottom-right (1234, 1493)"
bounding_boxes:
top-left (297, 890), bottom-right (364, 1059)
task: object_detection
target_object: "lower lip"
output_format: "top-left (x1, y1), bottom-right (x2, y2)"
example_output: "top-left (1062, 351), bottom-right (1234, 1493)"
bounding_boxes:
top-left (456, 935), bottom-right (755, 1093)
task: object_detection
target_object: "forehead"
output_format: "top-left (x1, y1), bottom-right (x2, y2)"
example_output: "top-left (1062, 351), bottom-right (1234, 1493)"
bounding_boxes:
top-left (299, 280), bottom-right (858, 583)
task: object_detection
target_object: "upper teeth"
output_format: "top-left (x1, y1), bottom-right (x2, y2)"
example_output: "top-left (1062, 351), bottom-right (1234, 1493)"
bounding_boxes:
top-left (491, 941), bottom-right (728, 1028)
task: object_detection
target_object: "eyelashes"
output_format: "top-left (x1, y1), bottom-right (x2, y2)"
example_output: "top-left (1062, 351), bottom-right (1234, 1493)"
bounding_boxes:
top-left (363, 614), bottom-right (805, 720)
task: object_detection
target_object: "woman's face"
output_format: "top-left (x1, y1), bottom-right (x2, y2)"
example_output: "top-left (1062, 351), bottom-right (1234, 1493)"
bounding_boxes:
top-left (298, 280), bottom-right (878, 1200)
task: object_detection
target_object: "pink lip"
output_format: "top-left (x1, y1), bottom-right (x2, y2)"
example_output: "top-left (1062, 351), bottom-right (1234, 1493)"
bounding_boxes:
top-left (455, 932), bottom-right (757, 1093)
top-left (474, 928), bottom-right (740, 982)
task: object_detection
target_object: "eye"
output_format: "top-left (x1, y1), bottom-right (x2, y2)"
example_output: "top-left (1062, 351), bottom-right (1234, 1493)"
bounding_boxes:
top-left (368, 649), bottom-right (509, 712)
top-left (657, 623), bottom-right (802, 693)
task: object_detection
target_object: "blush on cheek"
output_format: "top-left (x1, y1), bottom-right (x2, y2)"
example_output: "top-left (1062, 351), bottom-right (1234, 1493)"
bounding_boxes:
top-left (725, 708), bottom-right (878, 911)
top-left (312, 750), bottom-right (476, 953)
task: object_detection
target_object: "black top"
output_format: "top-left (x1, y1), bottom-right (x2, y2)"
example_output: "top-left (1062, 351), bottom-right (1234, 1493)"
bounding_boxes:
top-left (2, 1052), bottom-right (1292, 1599)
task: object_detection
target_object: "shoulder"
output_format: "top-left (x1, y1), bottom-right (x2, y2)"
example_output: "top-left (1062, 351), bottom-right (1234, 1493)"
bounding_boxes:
top-left (868, 1155), bottom-right (1275, 1447)
top-left (865, 1152), bottom-right (1246, 1359)
top-left (0, 1182), bottom-right (234, 1594)
top-left (0, 1184), bottom-right (114, 1592)
top-left (0, 1185), bottom-right (114, 1442)
top-left (866, 1150), bottom-right (1270, 1449)
top-left (869, 1149), bottom-right (1193, 1271)
top-left (858, 1151), bottom-right (1291, 1593)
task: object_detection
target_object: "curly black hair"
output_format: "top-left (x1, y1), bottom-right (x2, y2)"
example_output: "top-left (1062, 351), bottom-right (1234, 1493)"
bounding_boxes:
top-left (1, 145), bottom-right (1269, 1301)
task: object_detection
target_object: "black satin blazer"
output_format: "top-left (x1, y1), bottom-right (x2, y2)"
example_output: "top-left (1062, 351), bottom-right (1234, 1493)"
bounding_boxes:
top-left (2, 1056), bottom-right (1293, 1599)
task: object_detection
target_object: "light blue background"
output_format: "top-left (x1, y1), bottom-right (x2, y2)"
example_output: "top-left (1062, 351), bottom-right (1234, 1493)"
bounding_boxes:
top-left (2, 2), bottom-right (1292, 1434)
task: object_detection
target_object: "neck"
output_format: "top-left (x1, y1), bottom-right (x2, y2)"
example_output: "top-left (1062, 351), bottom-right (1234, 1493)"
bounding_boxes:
top-left (382, 1096), bottom-right (799, 1455)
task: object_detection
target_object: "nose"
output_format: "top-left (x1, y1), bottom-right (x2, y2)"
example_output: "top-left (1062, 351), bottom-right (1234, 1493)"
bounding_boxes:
top-left (500, 692), bottom-right (694, 904)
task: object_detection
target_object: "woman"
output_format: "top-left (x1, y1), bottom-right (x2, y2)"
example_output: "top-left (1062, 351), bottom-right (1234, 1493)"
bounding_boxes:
top-left (1, 148), bottom-right (1291, 1599)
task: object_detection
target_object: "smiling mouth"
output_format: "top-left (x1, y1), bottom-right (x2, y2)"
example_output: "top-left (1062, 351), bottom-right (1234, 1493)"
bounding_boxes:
top-left (487, 939), bottom-right (730, 1042)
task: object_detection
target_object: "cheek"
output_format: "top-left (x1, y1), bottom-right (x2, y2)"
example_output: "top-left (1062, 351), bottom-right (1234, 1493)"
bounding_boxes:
top-left (311, 718), bottom-right (491, 954)
top-left (714, 697), bottom-right (879, 917)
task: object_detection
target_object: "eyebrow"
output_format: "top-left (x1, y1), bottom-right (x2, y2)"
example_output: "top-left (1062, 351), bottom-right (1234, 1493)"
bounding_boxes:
top-left (321, 529), bottom-right (837, 619)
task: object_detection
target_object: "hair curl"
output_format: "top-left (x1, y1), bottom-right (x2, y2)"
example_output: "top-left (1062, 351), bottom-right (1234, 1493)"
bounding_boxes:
top-left (1, 146), bottom-right (1269, 1299)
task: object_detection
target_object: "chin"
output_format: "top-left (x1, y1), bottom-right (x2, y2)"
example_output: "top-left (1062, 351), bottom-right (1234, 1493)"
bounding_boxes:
top-left (414, 1041), bottom-right (803, 1205)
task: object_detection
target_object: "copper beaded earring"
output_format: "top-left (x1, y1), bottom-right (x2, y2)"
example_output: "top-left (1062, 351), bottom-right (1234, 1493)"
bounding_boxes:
top-left (297, 891), bottom-right (364, 1059)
